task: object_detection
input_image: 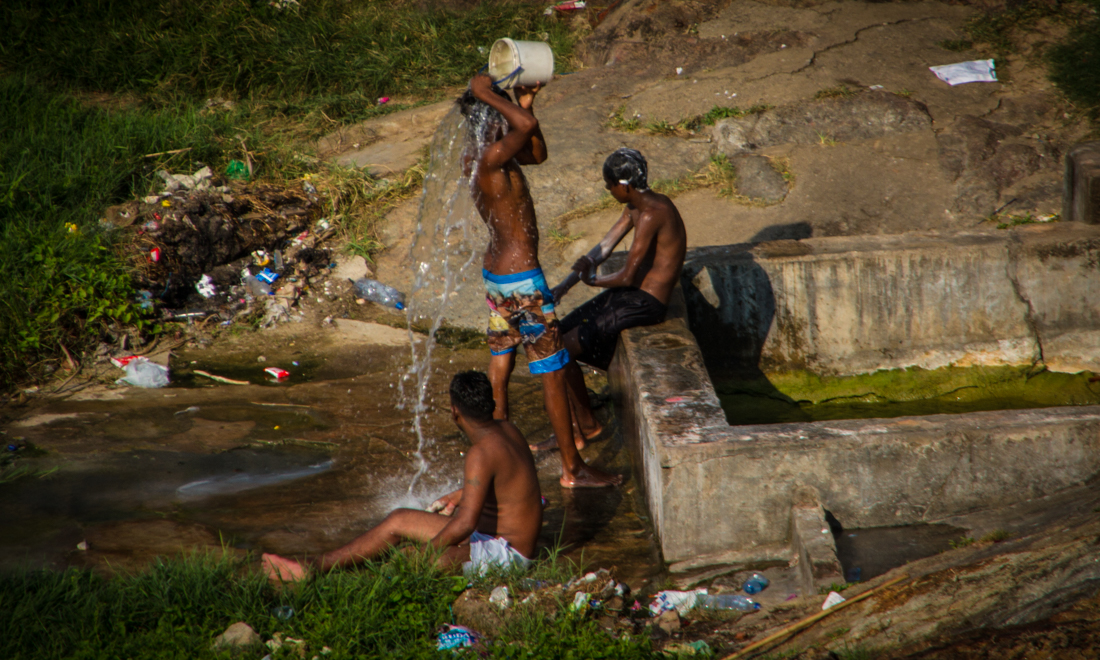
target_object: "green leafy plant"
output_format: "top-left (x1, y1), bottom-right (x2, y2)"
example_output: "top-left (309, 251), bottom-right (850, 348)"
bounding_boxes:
top-left (608, 106), bottom-right (642, 132)
top-left (818, 581), bottom-right (855, 594)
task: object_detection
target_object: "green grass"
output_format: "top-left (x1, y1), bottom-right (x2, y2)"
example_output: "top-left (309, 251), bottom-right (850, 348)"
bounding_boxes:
top-left (950, 537), bottom-right (976, 549)
top-left (963, 0), bottom-right (1065, 58)
top-left (0, 550), bottom-right (657, 660)
top-left (680, 104), bottom-right (772, 132)
top-left (0, 0), bottom-right (573, 123)
top-left (980, 529), bottom-right (1012, 543)
top-left (818, 582), bottom-right (855, 595)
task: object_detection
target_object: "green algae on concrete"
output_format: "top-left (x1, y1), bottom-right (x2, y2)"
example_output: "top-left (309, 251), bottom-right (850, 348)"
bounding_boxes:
top-left (713, 365), bottom-right (1100, 426)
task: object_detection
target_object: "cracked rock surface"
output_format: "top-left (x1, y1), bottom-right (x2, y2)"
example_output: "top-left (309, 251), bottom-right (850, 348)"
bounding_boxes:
top-left (348, 0), bottom-right (1089, 325)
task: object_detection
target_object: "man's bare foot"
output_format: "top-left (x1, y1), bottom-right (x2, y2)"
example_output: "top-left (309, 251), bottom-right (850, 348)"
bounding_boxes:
top-left (559, 464), bottom-right (623, 488)
top-left (262, 553), bottom-right (310, 583)
top-left (529, 425), bottom-right (603, 453)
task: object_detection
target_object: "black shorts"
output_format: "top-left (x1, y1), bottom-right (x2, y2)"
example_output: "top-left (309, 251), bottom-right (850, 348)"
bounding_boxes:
top-left (559, 288), bottom-right (667, 370)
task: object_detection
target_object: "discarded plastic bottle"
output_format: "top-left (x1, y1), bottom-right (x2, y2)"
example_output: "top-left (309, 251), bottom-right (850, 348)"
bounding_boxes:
top-left (243, 271), bottom-right (272, 296)
top-left (743, 573), bottom-right (770, 595)
top-left (697, 594), bottom-right (760, 612)
top-left (353, 278), bottom-right (406, 310)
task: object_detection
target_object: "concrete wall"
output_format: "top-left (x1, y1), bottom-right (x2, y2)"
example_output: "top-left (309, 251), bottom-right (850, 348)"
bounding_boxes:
top-left (609, 225), bottom-right (1100, 569)
top-left (681, 224), bottom-right (1100, 376)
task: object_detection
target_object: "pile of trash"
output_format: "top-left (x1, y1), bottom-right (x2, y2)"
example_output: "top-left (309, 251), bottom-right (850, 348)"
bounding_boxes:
top-left (108, 165), bottom-right (338, 328)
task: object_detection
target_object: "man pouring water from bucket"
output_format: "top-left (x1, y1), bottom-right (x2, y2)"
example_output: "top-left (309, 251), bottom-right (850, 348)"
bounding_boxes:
top-left (458, 39), bottom-right (622, 488)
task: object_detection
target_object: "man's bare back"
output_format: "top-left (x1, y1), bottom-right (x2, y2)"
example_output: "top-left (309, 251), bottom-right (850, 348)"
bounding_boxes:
top-left (435, 413), bottom-right (542, 558)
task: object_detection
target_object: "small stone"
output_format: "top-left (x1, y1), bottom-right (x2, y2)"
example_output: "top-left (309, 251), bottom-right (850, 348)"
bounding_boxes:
top-left (76, 541), bottom-right (88, 551)
top-left (257, 356), bottom-right (267, 363)
top-left (213, 622), bottom-right (260, 648)
top-left (657, 609), bottom-right (681, 635)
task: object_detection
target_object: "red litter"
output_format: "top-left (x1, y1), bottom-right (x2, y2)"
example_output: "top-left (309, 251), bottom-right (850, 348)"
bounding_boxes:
top-left (665, 396), bottom-right (686, 403)
top-left (149, 247), bottom-right (161, 262)
top-left (550, 0), bottom-right (585, 12)
top-left (110, 355), bottom-right (144, 368)
top-left (265, 367), bottom-right (289, 380)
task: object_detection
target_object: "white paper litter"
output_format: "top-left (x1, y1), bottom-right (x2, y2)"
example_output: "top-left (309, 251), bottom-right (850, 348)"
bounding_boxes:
top-left (929, 59), bottom-right (997, 86)
top-left (822, 591), bottom-right (847, 610)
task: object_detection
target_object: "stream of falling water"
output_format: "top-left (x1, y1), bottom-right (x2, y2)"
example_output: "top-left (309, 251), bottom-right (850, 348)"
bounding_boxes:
top-left (399, 106), bottom-right (487, 498)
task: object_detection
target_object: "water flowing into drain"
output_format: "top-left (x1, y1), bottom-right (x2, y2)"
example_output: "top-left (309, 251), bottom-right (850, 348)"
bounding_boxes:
top-left (399, 106), bottom-right (488, 498)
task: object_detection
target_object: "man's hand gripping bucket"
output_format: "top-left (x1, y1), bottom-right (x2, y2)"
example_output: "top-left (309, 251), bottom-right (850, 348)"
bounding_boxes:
top-left (487, 38), bottom-right (554, 89)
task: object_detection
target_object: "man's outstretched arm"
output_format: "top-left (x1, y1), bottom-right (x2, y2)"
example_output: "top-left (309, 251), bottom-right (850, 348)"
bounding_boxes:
top-left (552, 209), bottom-right (634, 303)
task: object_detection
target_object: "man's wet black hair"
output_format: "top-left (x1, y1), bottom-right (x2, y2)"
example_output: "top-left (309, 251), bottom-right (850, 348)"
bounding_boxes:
top-left (456, 85), bottom-right (512, 146)
top-left (456, 85), bottom-right (511, 116)
top-left (602, 148), bottom-right (649, 192)
top-left (449, 370), bottom-right (496, 422)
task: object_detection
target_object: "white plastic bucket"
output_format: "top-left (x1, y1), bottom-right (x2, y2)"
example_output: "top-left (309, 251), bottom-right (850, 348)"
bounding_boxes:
top-left (487, 38), bottom-right (554, 89)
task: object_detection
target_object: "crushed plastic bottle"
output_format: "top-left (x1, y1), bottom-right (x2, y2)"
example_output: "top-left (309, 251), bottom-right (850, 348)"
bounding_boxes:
top-left (242, 268), bottom-right (272, 296)
top-left (353, 278), bottom-right (406, 310)
top-left (696, 594), bottom-right (760, 612)
top-left (743, 573), bottom-right (770, 595)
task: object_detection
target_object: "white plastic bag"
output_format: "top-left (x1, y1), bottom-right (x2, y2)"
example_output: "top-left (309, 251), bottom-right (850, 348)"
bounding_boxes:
top-left (117, 357), bottom-right (170, 388)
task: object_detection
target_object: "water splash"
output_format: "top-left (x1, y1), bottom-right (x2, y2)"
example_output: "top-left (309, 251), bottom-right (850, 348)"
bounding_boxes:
top-left (400, 106), bottom-right (487, 495)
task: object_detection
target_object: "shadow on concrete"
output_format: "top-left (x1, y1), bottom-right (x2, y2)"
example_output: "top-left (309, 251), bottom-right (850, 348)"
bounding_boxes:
top-left (680, 227), bottom-right (816, 423)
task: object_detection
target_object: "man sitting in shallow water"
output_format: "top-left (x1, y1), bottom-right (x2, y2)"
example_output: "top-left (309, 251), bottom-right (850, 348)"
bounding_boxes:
top-left (262, 371), bottom-right (542, 581)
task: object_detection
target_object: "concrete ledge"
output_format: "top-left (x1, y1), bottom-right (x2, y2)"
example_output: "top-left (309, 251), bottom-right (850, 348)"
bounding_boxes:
top-left (609, 227), bottom-right (1100, 568)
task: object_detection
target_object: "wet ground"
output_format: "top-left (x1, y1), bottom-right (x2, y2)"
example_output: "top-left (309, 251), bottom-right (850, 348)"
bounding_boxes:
top-left (0, 333), bottom-right (659, 587)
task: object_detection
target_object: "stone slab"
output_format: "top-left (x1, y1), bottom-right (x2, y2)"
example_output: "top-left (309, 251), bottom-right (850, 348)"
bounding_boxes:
top-left (316, 101), bottom-right (453, 177)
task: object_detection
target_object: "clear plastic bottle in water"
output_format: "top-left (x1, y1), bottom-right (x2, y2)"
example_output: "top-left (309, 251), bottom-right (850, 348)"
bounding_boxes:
top-left (353, 278), bottom-right (406, 310)
top-left (743, 573), bottom-right (770, 595)
top-left (697, 594), bottom-right (760, 612)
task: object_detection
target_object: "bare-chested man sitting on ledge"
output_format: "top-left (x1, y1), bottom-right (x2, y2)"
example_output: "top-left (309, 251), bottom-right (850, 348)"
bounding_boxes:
top-left (548, 148), bottom-right (687, 449)
top-left (459, 72), bottom-right (621, 488)
top-left (262, 371), bottom-right (542, 581)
